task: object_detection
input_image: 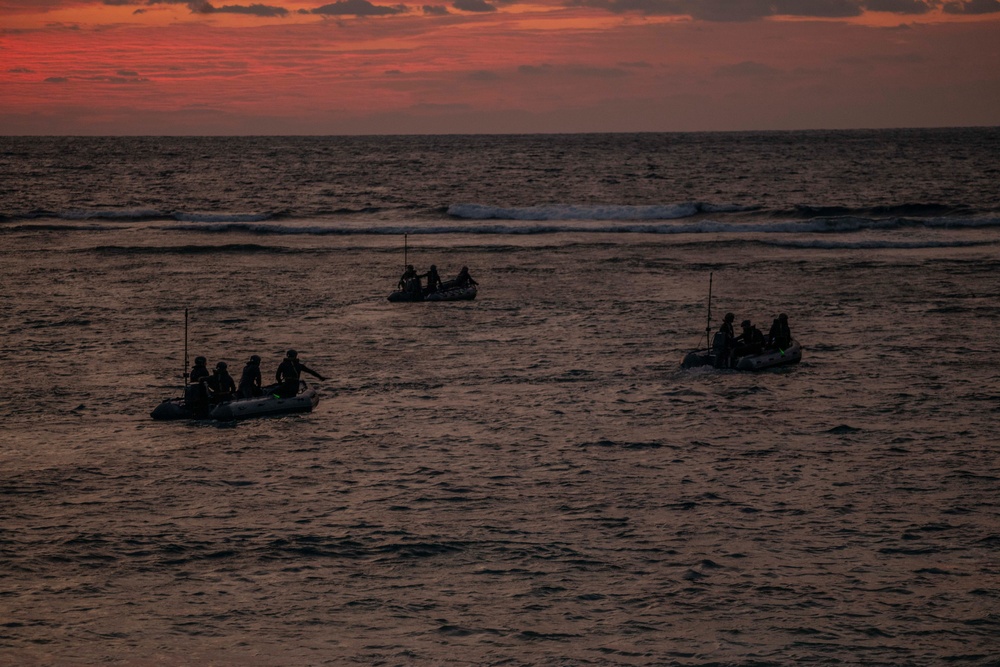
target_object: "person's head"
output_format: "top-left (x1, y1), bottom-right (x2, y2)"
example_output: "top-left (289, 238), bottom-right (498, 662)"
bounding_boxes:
top-left (215, 361), bottom-right (227, 371)
top-left (249, 355), bottom-right (261, 364)
top-left (287, 349), bottom-right (298, 359)
top-left (724, 313), bottom-right (734, 323)
top-left (779, 313), bottom-right (788, 322)
top-left (406, 265), bottom-right (413, 271)
top-left (430, 264), bottom-right (436, 270)
top-left (741, 320), bottom-right (752, 329)
top-left (195, 356), bottom-right (206, 366)
top-left (461, 266), bottom-right (468, 272)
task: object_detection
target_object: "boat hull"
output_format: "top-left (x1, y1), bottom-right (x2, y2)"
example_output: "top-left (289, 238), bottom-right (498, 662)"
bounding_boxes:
top-left (210, 388), bottom-right (319, 420)
top-left (151, 383), bottom-right (320, 421)
top-left (150, 399), bottom-right (200, 421)
top-left (735, 342), bottom-right (802, 370)
top-left (426, 285), bottom-right (477, 301)
top-left (387, 290), bottom-right (421, 302)
top-left (388, 285), bottom-right (477, 302)
top-left (682, 340), bottom-right (803, 371)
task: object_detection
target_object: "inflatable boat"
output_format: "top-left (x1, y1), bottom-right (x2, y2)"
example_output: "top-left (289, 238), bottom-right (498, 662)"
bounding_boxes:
top-left (387, 284), bottom-right (477, 302)
top-left (682, 337), bottom-right (802, 371)
top-left (151, 382), bottom-right (319, 421)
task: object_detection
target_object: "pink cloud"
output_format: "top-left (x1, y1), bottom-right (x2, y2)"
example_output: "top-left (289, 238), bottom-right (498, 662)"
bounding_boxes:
top-left (0, 1), bottom-right (998, 133)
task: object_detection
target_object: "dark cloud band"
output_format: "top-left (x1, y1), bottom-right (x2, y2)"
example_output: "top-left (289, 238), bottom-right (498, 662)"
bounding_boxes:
top-left (312, 0), bottom-right (408, 15)
top-left (565, 0), bottom-right (945, 20)
top-left (141, 0), bottom-right (288, 15)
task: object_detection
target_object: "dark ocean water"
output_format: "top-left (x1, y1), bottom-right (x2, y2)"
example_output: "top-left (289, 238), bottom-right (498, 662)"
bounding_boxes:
top-left (1, 130), bottom-right (999, 666)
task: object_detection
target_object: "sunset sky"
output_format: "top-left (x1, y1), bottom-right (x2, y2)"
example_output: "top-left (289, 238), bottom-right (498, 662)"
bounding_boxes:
top-left (2, 0), bottom-right (999, 134)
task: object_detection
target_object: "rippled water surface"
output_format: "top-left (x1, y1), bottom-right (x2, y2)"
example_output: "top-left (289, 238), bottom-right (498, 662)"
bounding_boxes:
top-left (2, 132), bottom-right (999, 666)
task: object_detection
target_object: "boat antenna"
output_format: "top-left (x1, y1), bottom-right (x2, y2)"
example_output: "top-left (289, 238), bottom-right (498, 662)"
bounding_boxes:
top-left (183, 307), bottom-right (189, 389)
top-left (705, 272), bottom-right (713, 352)
top-left (404, 233), bottom-right (408, 270)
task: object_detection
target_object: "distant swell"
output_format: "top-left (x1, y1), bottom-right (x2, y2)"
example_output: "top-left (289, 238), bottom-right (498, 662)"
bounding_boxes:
top-left (447, 202), bottom-right (758, 221)
top-left (6, 203), bottom-right (1000, 246)
top-left (173, 212), bottom-right (281, 223)
top-left (784, 203), bottom-right (976, 219)
top-left (158, 215), bottom-right (1000, 239)
top-left (760, 239), bottom-right (996, 250)
top-left (12, 209), bottom-right (280, 223)
top-left (92, 243), bottom-right (299, 255)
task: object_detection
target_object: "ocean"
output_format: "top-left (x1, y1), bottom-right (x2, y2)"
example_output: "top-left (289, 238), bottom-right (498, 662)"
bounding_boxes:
top-left (1, 129), bottom-right (999, 666)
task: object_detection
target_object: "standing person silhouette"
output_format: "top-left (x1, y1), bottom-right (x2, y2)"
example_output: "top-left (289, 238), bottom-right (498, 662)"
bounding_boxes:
top-left (238, 355), bottom-right (262, 398)
top-left (207, 362), bottom-right (236, 402)
top-left (768, 313), bottom-right (792, 349)
top-left (713, 312), bottom-right (737, 368)
top-left (275, 349), bottom-right (326, 398)
top-left (421, 264), bottom-right (442, 294)
top-left (735, 320), bottom-right (765, 357)
top-left (398, 265), bottom-right (417, 290)
top-left (189, 356), bottom-right (210, 384)
top-left (454, 266), bottom-right (478, 288)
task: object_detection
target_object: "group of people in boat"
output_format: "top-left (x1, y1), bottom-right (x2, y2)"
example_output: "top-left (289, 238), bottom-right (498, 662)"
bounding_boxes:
top-left (185, 349), bottom-right (326, 412)
top-left (712, 312), bottom-right (792, 368)
top-left (397, 264), bottom-right (478, 298)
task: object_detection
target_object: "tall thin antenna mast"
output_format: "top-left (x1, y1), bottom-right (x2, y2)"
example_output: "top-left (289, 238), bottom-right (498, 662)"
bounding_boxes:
top-left (183, 307), bottom-right (189, 389)
top-left (705, 273), bottom-right (713, 352)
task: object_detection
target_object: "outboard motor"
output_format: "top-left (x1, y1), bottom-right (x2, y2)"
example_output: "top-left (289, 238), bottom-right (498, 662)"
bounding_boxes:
top-left (711, 331), bottom-right (728, 353)
top-left (183, 382), bottom-right (210, 417)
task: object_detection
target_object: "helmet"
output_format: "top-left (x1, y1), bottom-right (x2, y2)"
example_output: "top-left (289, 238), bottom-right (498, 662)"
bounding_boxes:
top-left (249, 355), bottom-right (261, 363)
top-left (287, 349), bottom-right (298, 358)
top-left (216, 361), bottom-right (227, 370)
top-left (195, 356), bottom-right (206, 365)
top-left (724, 313), bottom-right (734, 322)
top-left (741, 320), bottom-right (751, 328)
